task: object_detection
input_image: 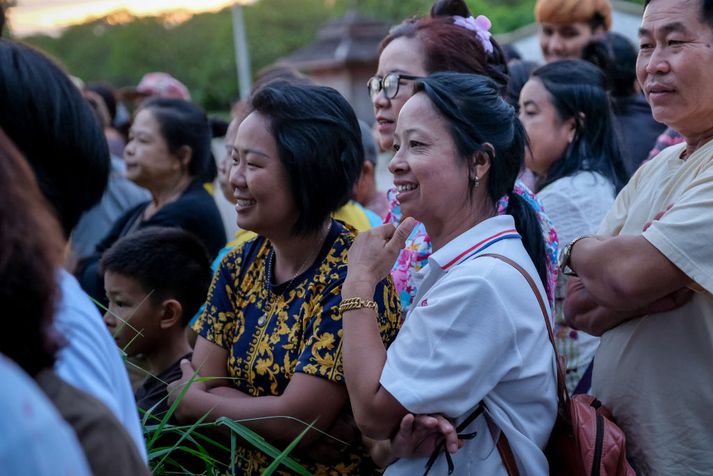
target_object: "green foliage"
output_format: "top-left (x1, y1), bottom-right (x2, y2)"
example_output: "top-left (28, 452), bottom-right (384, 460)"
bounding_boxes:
top-left (19, 0), bottom-right (643, 112)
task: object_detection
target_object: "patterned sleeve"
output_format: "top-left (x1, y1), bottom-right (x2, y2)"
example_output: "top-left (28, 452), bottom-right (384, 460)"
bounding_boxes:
top-left (294, 270), bottom-right (401, 383)
top-left (192, 250), bottom-right (241, 349)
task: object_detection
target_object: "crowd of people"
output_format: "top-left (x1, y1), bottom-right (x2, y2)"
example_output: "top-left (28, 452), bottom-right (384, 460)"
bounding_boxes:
top-left (1, 0), bottom-right (712, 474)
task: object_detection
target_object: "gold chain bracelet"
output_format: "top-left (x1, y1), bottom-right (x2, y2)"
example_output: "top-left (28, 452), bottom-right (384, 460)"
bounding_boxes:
top-left (339, 297), bottom-right (377, 313)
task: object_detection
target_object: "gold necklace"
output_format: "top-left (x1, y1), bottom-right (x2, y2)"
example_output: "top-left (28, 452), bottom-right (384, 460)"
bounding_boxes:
top-left (257, 221), bottom-right (332, 326)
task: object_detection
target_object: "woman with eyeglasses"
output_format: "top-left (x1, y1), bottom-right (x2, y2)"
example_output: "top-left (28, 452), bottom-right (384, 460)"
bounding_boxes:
top-left (371, 0), bottom-right (559, 317)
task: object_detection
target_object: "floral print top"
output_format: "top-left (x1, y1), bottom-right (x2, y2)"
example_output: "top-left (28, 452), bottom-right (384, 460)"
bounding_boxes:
top-left (194, 220), bottom-right (401, 475)
top-left (386, 178), bottom-right (559, 314)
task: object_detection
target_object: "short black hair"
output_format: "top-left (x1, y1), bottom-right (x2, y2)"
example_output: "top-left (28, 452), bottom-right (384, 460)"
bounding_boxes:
top-left (0, 40), bottom-right (110, 237)
top-left (644, 0), bottom-right (713, 29)
top-left (582, 32), bottom-right (638, 97)
top-left (137, 97), bottom-right (212, 179)
top-left (250, 81), bottom-right (363, 235)
top-left (101, 227), bottom-right (212, 326)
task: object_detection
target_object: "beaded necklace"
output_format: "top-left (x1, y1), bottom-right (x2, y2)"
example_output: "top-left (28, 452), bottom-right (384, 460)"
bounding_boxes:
top-left (257, 221), bottom-right (332, 326)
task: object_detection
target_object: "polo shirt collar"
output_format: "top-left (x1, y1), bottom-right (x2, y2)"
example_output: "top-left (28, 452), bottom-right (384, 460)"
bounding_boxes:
top-left (428, 215), bottom-right (520, 271)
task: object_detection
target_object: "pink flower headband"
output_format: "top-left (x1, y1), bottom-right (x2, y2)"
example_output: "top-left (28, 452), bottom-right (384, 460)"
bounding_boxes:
top-left (452, 15), bottom-right (494, 55)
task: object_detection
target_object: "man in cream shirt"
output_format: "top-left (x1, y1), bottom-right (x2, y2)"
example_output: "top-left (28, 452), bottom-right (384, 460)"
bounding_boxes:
top-left (561, 0), bottom-right (713, 474)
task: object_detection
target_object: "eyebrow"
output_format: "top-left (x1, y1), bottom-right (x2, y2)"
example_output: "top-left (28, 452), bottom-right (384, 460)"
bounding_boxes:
top-left (521, 100), bottom-right (538, 108)
top-left (639, 21), bottom-right (687, 37)
top-left (239, 147), bottom-right (269, 158)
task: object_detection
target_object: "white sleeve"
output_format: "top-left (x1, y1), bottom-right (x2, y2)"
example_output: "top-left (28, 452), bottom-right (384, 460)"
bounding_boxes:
top-left (54, 271), bottom-right (148, 461)
top-left (380, 262), bottom-right (522, 418)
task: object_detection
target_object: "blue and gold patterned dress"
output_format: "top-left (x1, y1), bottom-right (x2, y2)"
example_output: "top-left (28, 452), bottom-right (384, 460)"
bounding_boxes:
top-left (194, 220), bottom-right (401, 475)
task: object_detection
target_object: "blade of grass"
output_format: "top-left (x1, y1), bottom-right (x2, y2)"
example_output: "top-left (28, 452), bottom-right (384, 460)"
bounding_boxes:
top-left (216, 417), bottom-right (312, 476)
top-left (261, 421), bottom-right (314, 476)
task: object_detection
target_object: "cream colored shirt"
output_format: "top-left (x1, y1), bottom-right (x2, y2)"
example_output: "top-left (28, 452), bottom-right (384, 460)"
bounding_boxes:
top-left (593, 139), bottom-right (713, 475)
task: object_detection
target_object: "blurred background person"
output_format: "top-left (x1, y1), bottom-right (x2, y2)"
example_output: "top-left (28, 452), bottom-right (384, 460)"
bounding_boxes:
top-left (582, 31), bottom-right (666, 176)
top-left (354, 119), bottom-right (390, 219)
top-left (519, 59), bottom-right (627, 392)
top-left (70, 85), bottom-right (149, 263)
top-left (76, 97), bottom-right (226, 308)
top-left (535, 0), bottom-right (612, 62)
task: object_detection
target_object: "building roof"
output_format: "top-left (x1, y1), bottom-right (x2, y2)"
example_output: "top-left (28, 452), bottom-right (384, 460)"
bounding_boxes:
top-left (279, 10), bottom-right (388, 71)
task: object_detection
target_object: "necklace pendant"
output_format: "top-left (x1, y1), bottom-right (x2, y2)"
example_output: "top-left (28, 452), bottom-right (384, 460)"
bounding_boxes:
top-left (257, 315), bottom-right (267, 326)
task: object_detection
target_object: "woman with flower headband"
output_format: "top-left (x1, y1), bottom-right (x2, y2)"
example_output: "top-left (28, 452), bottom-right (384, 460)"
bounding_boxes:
top-left (372, 0), bottom-right (558, 318)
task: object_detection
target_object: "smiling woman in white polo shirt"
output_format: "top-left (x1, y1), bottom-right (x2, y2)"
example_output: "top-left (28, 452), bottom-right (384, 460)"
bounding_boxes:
top-left (341, 72), bottom-right (558, 475)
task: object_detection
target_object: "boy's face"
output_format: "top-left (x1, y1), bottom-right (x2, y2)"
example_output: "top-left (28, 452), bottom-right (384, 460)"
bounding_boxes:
top-left (103, 271), bottom-right (163, 357)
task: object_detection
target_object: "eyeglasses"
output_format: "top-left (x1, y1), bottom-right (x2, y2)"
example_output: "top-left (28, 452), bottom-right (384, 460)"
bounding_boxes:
top-left (367, 73), bottom-right (422, 99)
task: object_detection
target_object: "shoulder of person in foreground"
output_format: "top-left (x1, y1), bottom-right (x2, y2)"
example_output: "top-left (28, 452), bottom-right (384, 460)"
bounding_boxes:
top-left (53, 269), bottom-right (148, 461)
top-left (35, 368), bottom-right (150, 476)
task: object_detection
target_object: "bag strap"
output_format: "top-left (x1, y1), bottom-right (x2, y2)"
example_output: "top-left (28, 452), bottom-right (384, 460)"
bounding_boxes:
top-left (479, 253), bottom-right (569, 407)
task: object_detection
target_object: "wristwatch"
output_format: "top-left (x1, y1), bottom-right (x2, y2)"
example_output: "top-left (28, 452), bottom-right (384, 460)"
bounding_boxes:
top-left (558, 235), bottom-right (590, 277)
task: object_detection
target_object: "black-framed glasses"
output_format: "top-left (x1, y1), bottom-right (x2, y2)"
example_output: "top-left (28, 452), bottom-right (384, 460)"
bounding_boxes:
top-left (367, 72), bottom-right (422, 99)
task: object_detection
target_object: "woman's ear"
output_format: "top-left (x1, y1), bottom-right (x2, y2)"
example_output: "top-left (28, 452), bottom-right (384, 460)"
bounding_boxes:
top-left (568, 113), bottom-right (585, 143)
top-left (176, 145), bottom-right (193, 170)
top-left (469, 143), bottom-right (493, 182)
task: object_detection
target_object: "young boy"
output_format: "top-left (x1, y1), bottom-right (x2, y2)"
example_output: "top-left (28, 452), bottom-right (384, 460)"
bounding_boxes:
top-left (101, 227), bottom-right (212, 420)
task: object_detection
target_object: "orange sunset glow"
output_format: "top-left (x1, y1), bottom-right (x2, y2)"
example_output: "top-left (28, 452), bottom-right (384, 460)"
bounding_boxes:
top-left (12, 0), bottom-right (257, 36)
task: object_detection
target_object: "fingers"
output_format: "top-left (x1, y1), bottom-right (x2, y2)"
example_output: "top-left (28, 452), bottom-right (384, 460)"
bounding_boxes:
top-left (386, 217), bottom-right (417, 253)
top-left (432, 415), bottom-right (460, 454)
top-left (399, 413), bottom-right (415, 434)
top-left (179, 358), bottom-right (193, 373)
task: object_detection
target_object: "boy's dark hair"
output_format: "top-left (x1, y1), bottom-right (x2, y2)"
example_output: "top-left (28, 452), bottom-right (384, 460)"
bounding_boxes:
top-left (250, 81), bottom-right (363, 236)
top-left (101, 227), bottom-right (212, 326)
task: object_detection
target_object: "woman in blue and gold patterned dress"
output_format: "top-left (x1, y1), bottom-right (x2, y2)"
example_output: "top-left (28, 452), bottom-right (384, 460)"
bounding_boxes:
top-left (168, 81), bottom-right (401, 475)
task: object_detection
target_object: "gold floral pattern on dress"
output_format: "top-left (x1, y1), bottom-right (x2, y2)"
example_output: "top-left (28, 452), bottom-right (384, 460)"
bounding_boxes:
top-left (194, 221), bottom-right (400, 475)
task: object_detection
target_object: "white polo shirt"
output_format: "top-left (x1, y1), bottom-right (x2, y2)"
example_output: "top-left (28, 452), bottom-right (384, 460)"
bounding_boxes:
top-left (380, 215), bottom-right (557, 476)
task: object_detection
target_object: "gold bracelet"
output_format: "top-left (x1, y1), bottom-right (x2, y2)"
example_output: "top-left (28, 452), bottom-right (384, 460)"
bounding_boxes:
top-left (339, 297), bottom-right (377, 314)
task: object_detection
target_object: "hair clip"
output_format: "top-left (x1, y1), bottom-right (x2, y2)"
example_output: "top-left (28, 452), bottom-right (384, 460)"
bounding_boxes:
top-left (453, 15), bottom-right (494, 55)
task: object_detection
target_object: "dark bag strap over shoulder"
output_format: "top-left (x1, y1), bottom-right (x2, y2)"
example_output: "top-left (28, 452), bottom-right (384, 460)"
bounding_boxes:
top-left (423, 252), bottom-right (562, 476)
top-left (478, 253), bottom-right (569, 406)
top-left (474, 253), bottom-right (573, 476)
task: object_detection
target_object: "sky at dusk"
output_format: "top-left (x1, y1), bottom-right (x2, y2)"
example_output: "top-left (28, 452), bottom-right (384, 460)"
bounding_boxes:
top-left (12, 0), bottom-right (253, 36)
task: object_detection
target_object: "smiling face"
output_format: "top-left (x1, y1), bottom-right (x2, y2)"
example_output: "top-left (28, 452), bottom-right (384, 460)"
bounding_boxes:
top-left (519, 78), bottom-right (574, 176)
top-left (103, 271), bottom-right (163, 357)
top-left (372, 36), bottom-right (428, 152)
top-left (388, 93), bottom-right (472, 234)
top-left (539, 21), bottom-right (598, 62)
top-left (123, 109), bottom-right (183, 190)
top-left (228, 111), bottom-right (298, 239)
top-left (636, 0), bottom-right (713, 137)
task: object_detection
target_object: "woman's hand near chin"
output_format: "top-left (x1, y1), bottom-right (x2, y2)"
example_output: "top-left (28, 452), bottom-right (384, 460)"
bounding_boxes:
top-left (344, 217), bottom-right (417, 295)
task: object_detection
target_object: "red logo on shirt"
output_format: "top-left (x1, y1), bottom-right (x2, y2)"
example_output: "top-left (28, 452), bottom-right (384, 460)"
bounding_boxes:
top-left (420, 299), bottom-right (428, 307)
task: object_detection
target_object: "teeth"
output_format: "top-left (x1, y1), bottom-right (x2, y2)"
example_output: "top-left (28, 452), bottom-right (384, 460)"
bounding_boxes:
top-left (396, 184), bottom-right (417, 192)
top-left (237, 199), bottom-right (256, 206)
